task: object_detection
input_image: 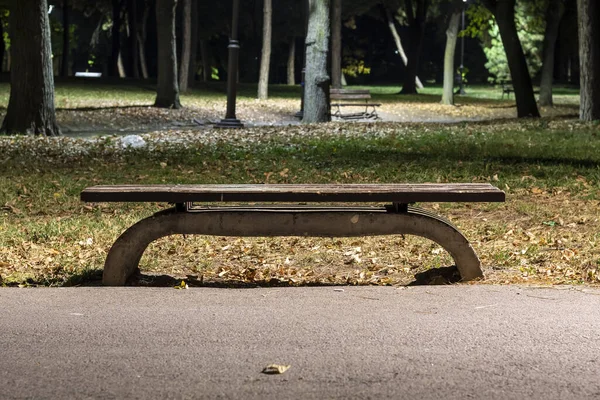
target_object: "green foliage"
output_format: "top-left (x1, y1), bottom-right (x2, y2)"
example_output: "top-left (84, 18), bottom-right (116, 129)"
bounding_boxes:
top-left (468, 1), bottom-right (546, 83)
top-left (1, 9), bottom-right (9, 51)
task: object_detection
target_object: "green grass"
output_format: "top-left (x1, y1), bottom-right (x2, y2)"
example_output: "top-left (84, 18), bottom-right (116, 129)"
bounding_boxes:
top-left (0, 82), bottom-right (597, 287)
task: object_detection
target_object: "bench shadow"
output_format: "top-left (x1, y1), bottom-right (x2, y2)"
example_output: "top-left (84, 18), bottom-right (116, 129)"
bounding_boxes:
top-left (56, 105), bottom-right (152, 112)
top-left (69, 265), bottom-right (462, 288)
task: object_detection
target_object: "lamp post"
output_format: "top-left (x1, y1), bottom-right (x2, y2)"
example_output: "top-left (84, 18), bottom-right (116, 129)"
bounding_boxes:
top-left (215, 0), bottom-right (243, 128)
top-left (458, 0), bottom-right (467, 95)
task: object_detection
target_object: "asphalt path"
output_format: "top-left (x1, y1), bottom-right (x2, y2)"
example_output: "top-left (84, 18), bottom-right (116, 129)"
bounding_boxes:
top-left (1, 285), bottom-right (600, 399)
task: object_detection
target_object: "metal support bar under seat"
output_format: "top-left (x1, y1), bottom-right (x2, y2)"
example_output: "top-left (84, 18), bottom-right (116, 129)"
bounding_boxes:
top-left (386, 203), bottom-right (409, 213)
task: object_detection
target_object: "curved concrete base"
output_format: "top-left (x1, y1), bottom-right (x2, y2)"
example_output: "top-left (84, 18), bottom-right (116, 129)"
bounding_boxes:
top-left (103, 207), bottom-right (483, 286)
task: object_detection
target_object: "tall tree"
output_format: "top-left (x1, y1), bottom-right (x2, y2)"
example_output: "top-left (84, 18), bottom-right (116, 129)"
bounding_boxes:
top-left (258, 0), bottom-right (272, 100)
top-left (400, 0), bottom-right (429, 95)
top-left (303, 0), bottom-right (331, 123)
top-left (127, 0), bottom-right (140, 78)
top-left (330, 0), bottom-right (342, 89)
top-left (577, 0), bottom-right (600, 121)
top-left (154, 0), bottom-right (181, 108)
top-left (480, 0), bottom-right (540, 117)
top-left (179, 0), bottom-right (192, 91)
top-left (200, 39), bottom-right (209, 82)
top-left (382, 5), bottom-right (423, 89)
top-left (137, 0), bottom-right (150, 79)
top-left (441, 10), bottom-right (461, 105)
top-left (287, 39), bottom-right (296, 85)
top-left (0, 16), bottom-right (4, 72)
top-left (61, 0), bottom-right (70, 77)
top-left (539, 0), bottom-right (566, 106)
top-left (1, 0), bottom-right (60, 136)
top-left (111, 0), bottom-right (123, 77)
top-left (187, 0), bottom-right (199, 87)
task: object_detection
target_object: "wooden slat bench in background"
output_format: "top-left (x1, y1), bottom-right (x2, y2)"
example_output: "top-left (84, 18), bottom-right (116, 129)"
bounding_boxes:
top-left (81, 184), bottom-right (505, 286)
top-left (330, 89), bottom-right (381, 120)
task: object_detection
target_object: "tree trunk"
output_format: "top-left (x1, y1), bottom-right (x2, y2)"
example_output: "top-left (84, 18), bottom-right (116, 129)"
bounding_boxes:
top-left (137, 2), bottom-right (149, 79)
top-left (303, 0), bottom-right (331, 123)
top-left (187, 0), bottom-right (199, 87)
top-left (1, 0), bottom-right (60, 136)
top-left (200, 39), bottom-right (209, 82)
top-left (111, 0), bottom-right (123, 77)
top-left (154, 0), bottom-right (181, 109)
top-left (127, 0), bottom-right (140, 78)
top-left (287, 39), bottom-right (296, 85)
top-left (179, 0), bottom-right (192, 92)
top-left (577, 0), bottom-right (600, 121)
top-left (383, 6), bottom-right (423, 89)
top-left (441, 11), bottom-right (461, 105)
top-left (400, 0), bottom-right (428, 95)
top-left (539, 0), bottom-right (565, 107)
top-left (330, 0), bottom-right (342, 89)
top-left (482, 0), bottom-right (540, 117)
top-left (61, 0), bottom-right (70, 77)
top-left (0, 15), bottom-right (6, 72)
top-left (258, 0), bottom-right (272, 100)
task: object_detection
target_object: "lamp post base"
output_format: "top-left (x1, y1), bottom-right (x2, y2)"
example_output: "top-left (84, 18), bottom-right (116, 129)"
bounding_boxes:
top-left (214, 118), bottom-right (244, 129)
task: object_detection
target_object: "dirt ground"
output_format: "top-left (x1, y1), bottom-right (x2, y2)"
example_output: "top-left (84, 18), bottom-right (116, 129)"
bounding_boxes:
top-left (18, 97), bottom-right (578, 136)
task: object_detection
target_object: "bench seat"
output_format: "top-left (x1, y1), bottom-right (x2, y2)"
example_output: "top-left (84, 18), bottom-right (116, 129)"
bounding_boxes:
top-left (81, 183), bottom-right (505, 204)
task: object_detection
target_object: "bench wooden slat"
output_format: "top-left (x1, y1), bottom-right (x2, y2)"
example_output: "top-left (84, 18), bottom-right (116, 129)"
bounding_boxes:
top-left (330, 89), bottom-right (370, 95)
top-left (331, 94), bottom-right (371, 100)
top-left (81, 183), bottom-right (505, 204)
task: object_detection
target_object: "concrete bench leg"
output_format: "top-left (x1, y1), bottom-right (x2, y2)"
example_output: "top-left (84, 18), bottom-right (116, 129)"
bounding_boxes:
top-left (103, 207), bottom-right (483, 286)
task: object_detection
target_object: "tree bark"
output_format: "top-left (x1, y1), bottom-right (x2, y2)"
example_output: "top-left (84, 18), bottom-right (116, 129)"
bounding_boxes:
top-left (382, 5), bottom-right (423, 89)
top-left (400, 0), bottom-right (428, 95)
top-left (303, 0), bottom-right (331, 123)
top-left (330, 0), bottom-right (342, 89)
top-left (258, 0), bottom-right (272, 100)
top-left (137, 1), bottom-right (149, 79)
top-left (111, 0), bottom-right (123, 77)
top-left (481, 0), bottom-right (540, 117)
top-left (179, 0), bottom-right (192, 92)
top-left (287, 39), bottom-right (296, 85)
top-left (187, 0), bottom-right (199, 87)
top-left (577, 0), bottom-right (600, 121)
top-left (1, 0), bottom-right (60, 136)
top-left (200, 39), bottom-right (209, 82)
top-left (539, 0), bottom-right (565, 107)
top-left (0, 15), bottom-right (6, 72)
top-left (441, 11), bottom-right (461, 105)
top-left (127, 0), bottom-right (140, 78)
top-left (61, 0), bottom-right (70, 77)
top-left (154, 0), bottom-right (181, 109)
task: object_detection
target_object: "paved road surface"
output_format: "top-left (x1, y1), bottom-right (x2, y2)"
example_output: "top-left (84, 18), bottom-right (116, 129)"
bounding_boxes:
top-left (1, 285), bottom-right (599, 399)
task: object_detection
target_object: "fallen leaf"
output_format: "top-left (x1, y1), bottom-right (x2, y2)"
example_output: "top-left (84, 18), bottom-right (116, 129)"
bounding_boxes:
top-left (262, 364), bottom-right (290, 375)
top-left (174, 280), bottom-right (188, 289)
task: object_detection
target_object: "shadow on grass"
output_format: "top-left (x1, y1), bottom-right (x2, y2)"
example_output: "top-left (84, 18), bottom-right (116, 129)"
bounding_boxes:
top-left (56, 105), bottom-right (153, 112)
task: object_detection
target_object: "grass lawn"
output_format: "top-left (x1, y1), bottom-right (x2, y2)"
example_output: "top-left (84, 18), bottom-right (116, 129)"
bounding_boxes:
top-left (1, 82), bottom-right (598, 287)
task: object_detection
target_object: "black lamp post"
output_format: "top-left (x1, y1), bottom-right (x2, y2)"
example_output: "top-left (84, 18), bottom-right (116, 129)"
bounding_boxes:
top-left (215, 0), bottom-right (243, 128)
top-left (458, 0), bottom-right (467, 95)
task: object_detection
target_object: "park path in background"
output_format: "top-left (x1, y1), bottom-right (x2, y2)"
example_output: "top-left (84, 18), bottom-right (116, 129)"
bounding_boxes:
top-left (1, 285), bottom-right (599, 399)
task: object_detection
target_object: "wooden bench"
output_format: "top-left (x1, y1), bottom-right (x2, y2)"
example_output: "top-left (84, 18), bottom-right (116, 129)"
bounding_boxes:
top-left (330, 89), bottom-right (381, 120)
top-left (501, 82), bottom-right (514, 99)
top-left (80, 184), bottom-right (505, 286)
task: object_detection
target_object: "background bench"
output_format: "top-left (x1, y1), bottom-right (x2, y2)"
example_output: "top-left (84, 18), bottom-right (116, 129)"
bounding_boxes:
top-left (501, 82), bottom-right (514, 99)
top-left (330, 89), bottom-right (381, 120)
top-left (81, 183), bottom-right (505, 286)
